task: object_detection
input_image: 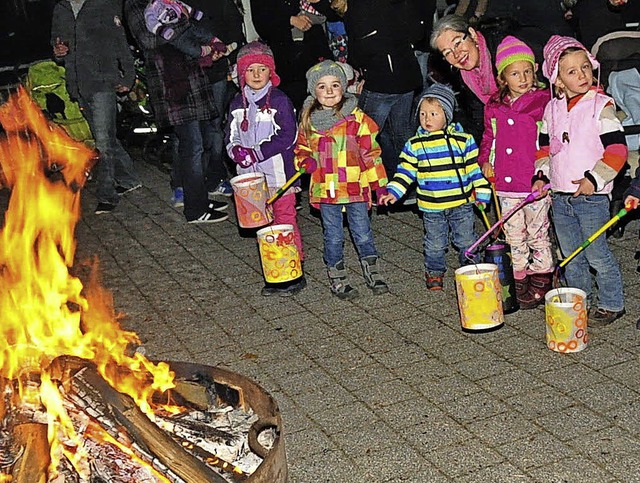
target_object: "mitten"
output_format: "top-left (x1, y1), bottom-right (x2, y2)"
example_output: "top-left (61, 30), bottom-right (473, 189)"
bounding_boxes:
top-left (231, 145), bottom-right (258, 168)
top-left (299, 157), bottom-right (317, 174)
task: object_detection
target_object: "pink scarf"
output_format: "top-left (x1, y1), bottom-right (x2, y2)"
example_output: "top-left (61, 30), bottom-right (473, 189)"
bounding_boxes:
top-left (460, 31), bottom-right (497, 104)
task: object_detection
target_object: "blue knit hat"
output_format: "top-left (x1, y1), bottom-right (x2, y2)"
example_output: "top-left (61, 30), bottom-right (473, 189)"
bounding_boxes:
top-left (416, 83), bottom-right (456, 125)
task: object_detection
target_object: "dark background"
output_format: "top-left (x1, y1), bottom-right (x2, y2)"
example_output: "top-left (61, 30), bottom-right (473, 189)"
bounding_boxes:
top-left (0, 0), bottom-right (55, 86)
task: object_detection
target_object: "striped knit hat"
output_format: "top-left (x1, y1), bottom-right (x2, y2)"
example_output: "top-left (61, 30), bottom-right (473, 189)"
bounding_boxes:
top-left (416, 83), bottom-right (456, 125)
top-left (495, 36), bottom-right (535, 76)
top-left (542, 35), bottom-right (599, 84)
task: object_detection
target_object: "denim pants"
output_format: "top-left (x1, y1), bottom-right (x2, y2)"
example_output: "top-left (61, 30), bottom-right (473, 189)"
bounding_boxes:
top-left (422, 203), bottom-right (477, 275)
top-left (204, 79), bottom-right (232, 189)
top-left (552, 193), bottom-right (624, 312)
top-left (81, 91), bottom-right (140, 205)
top-left (358, 89), bottom-right (416, 176)
top-left (320, 202), bottom-right (378, 267)
top-left (173, 120), bottom-right (213, 220)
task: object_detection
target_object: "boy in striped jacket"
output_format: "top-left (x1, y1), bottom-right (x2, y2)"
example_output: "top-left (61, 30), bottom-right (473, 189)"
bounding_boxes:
top-left (379, 83), bottom-right (491, 290)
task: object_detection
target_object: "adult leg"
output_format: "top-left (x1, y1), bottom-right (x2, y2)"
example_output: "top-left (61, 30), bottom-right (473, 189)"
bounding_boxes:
top-left (358, 89), bottom-right (396, 175)
top-left (205, 79), bottom-right (231, 191)
top-left (173, 120), bottom-right (209, 220)
top-left (83, 91), bottom-right (139, 205)
top-left (384, 91), bottom-right (416, 176)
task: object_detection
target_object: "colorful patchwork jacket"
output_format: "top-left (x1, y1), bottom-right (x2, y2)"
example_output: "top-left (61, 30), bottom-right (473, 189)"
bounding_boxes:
top-left (294, 107), bottom-right (388, 208)
top-left (388, 123), bottom-right (491, 212)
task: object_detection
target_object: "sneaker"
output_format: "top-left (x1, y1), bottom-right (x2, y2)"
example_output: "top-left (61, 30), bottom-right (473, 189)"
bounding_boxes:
top-left (425, 274), bottom-right (444, 291)
top-left (209, 199), bottom-right (228, 211)
top-left (589, 307), bottom-right (625, 327)
top-left (209, 180), bottom-right (233, 198)
top-left (95, 202), bottom-right (116, 215)
top-left (187, 203), bottom-right (229, 223)
top-left (116, 183), bottom-right (142, 195)
top-left (171, 187), bottom-right (184, 208)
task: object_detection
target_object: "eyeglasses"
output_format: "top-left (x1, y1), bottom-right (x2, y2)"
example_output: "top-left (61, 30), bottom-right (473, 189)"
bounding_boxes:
top-left (441, 33), bottom-right (468, 59)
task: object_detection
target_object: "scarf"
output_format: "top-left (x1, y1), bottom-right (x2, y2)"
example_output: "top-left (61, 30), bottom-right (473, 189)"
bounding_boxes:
top-left (307, 93), bottom-right (358, 132)
top-left (460, 31), bottom-right (497, 105)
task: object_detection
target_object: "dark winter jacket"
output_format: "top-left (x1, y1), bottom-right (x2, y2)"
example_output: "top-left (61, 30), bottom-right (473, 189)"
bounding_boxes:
top-left (50, 0), bottom-right (135, 100)
top-left (343, 0), bottom-right (422, 94)
top-left (250, 0), bottom-right (332, 82)
top-left (189, 0), bottom-right (247, 82)
top-left (125, 0), bottom-right (217, 126)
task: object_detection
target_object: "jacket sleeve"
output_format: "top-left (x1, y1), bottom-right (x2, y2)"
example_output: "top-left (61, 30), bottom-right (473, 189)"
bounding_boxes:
top-left (387, 140), bottom-right (418, 199)
top-left (225, 95), bottom-right (242, 156)
top-left (358, 114), bottom-right (387, 190)
top-left (464, 136), bottom-right (491, 204)
top-left (114, 5), bottom-right (136, 88)
top-left (589, 103), bottom-right (628, 191)
top-left (294, 129), bottom-right (314, 169)
top-left (477, 106), bottom-right (494, 167)
top-left (126, 0), bottom-right (168, 52)
top-left (254, 95), bottom-right (298, 161)
top-left (50, 4), bottom-right (73, 56)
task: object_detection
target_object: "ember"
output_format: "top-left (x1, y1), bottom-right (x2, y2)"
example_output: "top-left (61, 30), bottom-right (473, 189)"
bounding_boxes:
top-left (0, 88), bottom-right (286, 482)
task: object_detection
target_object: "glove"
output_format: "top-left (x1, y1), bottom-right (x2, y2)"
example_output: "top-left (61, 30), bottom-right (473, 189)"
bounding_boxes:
top-left (299, 157), bottom-right (317, 174)
top-left (231, 145), bottom-right (258, 168)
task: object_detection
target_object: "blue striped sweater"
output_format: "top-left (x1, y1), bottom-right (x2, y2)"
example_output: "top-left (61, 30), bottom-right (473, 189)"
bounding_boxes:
top-left (387, 123), bottom-right (491, 212)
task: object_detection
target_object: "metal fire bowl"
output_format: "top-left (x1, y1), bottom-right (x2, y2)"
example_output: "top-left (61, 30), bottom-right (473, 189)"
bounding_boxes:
top-left (168, 361), bottom-right (288, 482)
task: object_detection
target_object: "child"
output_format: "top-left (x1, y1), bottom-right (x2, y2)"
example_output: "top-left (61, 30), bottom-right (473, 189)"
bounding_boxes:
top-left (225, 41), bottom-right (306, 297)
top-left (533, 35), bottom-right (628, 326)
top-left (379, 83), bottom-right (491, 290)
top-left (144, 0), bottom-right (227, 63)
top-left (295, 60), bottom-right (389, 299)
top-left (478, 36), bottom-right (553, 309)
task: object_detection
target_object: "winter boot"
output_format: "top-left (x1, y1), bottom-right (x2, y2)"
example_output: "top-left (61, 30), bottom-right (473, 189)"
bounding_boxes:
top-left (520, 272), bottom-right (552, 309)
top-left (360, 256), bottom-right (390, 295)
top-left (328, 261), bottom-right (359, 300)
top-left (514, 275), bottom-right (529, 304)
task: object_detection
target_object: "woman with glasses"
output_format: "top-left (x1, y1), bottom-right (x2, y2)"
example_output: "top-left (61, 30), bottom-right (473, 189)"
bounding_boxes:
top-left (429, 14), bottom-right (498, 141)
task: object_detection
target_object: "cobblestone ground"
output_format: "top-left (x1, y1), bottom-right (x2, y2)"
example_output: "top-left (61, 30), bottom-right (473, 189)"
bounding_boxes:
top-left (15, 154), bottom-right (640, 482)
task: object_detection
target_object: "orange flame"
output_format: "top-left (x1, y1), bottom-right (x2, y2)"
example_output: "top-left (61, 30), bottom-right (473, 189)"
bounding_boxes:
top-left (0, 87), bottom-right (176, 473)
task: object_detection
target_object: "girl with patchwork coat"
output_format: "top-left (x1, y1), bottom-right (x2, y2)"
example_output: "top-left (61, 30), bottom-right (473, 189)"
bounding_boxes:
top-left (295, 60), bottom-right (389, 299)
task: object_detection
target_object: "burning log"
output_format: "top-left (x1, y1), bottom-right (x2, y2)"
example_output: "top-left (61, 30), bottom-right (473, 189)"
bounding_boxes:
top-left (80, 368), bottom-right (227, 483)
top-left (11, 423), bottom-right (49, 483)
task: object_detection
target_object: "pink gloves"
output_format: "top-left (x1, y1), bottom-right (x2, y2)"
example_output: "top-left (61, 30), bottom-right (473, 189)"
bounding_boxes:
top-left (299, 157), bottom-right (317, 174)
top-left (231, 145), bottom-right (259, 168)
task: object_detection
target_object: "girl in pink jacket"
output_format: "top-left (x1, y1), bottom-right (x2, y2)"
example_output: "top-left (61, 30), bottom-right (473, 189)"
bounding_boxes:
top-left (478, 36), bottom-right (553, 309)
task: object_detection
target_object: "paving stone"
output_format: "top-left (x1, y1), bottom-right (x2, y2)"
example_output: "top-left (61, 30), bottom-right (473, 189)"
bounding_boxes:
top-left (22, 156), bottom-right (640, 481)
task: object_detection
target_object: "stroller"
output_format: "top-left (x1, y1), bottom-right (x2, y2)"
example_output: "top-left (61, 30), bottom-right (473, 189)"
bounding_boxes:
top-left (25, 61), bottom-right (93, 144)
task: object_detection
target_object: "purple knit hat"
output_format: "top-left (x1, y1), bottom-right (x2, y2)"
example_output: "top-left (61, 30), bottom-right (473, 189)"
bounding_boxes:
top-left (542, 35), bottom-right (599, 84)
top-left (236, 41), bottom-right (281, 88)
top-left (495, 36), bottom-right (535, 76)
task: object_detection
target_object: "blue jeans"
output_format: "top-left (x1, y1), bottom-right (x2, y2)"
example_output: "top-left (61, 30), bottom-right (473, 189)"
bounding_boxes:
top-left (173, 120), bottom-right (213, 220)
top-left (552, 193), bottom-right (624, 312)
top-left (320, 202), bottom-right (378, 267)
top-left (422, 203), bottom-right (477, 275)
top-left (204, 79), bottom-right (232, 189)
top-left (414, 50), bottom-right (431, 91)
top-left (358, 89), bottom-right (416, 176)
top-left (81, 91), bottom-right (139, 205)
